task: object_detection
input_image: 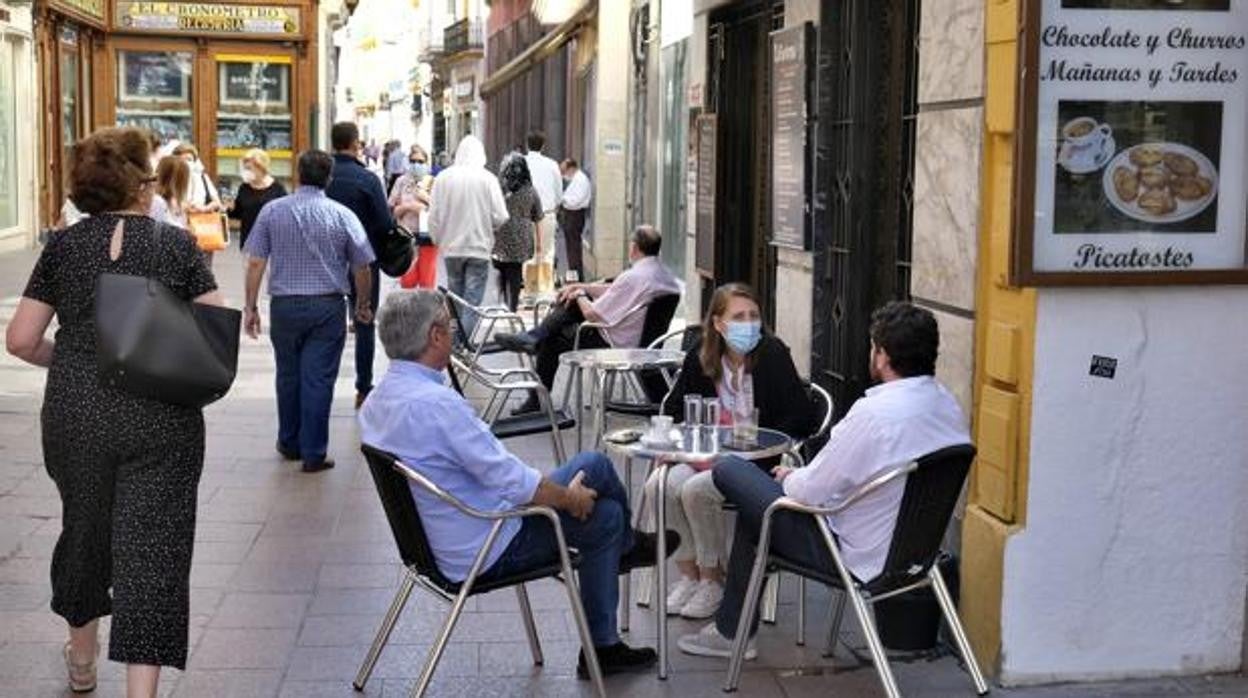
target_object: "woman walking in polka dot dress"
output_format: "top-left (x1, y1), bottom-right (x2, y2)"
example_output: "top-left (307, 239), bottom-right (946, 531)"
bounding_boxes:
top-left (5, 127), bottom-right (224, 697)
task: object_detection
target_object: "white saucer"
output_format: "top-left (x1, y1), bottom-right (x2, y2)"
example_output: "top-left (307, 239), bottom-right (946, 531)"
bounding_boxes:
top-left (1059, 135), bottom-right (1116, 175)
top-left (640, 435), bottom-right (675, 449)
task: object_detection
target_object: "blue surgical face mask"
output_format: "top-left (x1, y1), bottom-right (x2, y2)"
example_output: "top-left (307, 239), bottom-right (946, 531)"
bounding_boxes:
top-left (723, 321), bottom-right (762, 355)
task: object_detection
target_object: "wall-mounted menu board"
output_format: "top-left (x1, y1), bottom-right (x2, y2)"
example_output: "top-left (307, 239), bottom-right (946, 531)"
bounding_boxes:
top-left (695, 113), bottom-right (717, 277)
top-left (1012, 0), bottom-right (1248, 285)
top-left (769, 23), bottom-right (812, 250)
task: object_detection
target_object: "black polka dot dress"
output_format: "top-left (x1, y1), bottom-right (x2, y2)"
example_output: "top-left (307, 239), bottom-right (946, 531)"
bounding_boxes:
top-left (23, 213), bottom-right (218, 669)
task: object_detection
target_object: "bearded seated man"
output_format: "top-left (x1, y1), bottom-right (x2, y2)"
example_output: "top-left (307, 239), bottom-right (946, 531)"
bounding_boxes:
top-left (493, 224), bottom-right (680, 414)
top-left (359, 289), bottom-right (679, 678)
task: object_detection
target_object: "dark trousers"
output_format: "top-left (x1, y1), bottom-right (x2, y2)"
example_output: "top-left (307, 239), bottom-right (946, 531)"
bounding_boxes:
top-left (494, 260), bottom-right (524, 311)
top-left (270, 295), bottom-right (347, 463)
top-left (712, 457), bottom-right (837, 639)
top-left (560, 207), bottom-right (587, 281)
top-left (349, 263), bottom-right (381, 395)
top-left (534, 302), bottom-right (608, 389)
top-left (478, 452), bottom-right (634, 647)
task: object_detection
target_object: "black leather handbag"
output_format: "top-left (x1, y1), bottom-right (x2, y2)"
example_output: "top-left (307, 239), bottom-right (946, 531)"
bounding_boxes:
top-left (373, 224), bottom-right (416, 278)
top-left (95, 223), bottom-right (241, 408)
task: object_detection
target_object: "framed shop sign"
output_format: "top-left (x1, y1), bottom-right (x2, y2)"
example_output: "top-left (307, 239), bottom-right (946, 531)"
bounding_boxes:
top-left (695, 113), bottom-right (717, 277)
top-left (1012, 0), bottom-right (1248, 285)
top-left (769, 23), bottom-right (813, 251)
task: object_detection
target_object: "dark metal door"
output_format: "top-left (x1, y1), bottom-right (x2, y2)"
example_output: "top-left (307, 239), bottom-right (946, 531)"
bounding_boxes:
top-left (706, 1), bottom-right (784, 321)
top-left (810, 0), bottom-right (921, 418)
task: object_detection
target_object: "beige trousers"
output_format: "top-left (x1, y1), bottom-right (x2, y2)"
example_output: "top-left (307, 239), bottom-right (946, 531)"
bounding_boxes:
top-left (637, 464), bottom-right (728, 569)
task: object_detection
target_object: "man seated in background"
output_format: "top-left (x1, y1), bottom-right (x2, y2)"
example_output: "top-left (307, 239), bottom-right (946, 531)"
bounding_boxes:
top-left (359, 290), bottom-right (678, 679)
top-left (494, 224), bottom-right (681, 413)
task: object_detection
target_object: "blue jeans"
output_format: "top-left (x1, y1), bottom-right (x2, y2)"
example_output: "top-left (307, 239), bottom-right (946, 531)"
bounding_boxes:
top-left (444, 256), bottom-right (490, 339)
top-left (712, 456), bottom-right (835, 639)
top-left (478, 452), bottom-right (635, 647)
top-left (348, 263), bottom-right (381, 395)
top-left (269, 295), bottom-right (347, 463)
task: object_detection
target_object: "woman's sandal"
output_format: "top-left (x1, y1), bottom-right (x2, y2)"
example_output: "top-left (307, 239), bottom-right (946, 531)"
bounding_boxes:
top-left (63, 641), bottom-right (98, 693)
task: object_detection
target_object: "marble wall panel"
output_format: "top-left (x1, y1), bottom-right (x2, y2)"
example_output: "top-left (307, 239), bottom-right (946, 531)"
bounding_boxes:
top-left (774, 248), bottom-right (814, 378)
top-left (932, 308), bottom-right (976, 418)
top-left (912, 106), bottom-right (983, 312)
top-left (918, 0), bottom-right (985, 104)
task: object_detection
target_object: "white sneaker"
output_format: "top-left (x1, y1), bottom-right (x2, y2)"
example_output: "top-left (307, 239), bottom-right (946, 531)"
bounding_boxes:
top-left (679, 579), bottom-right (724, 619)
top-left (665, 577), bottom-right (700, 616)
top-left (678, 622), bottom-right (757, 660)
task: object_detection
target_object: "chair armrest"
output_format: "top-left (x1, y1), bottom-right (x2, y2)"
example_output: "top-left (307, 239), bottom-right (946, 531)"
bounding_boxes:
top-left (765, 461), bottom-right (918, 519)
top-left (532, 299), bottom-right (553, 326)
top-left (394, 458), bottom-right (560, 523)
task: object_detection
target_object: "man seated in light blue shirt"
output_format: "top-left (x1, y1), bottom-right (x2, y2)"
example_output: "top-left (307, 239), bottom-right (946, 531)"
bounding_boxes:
top-left (359, 290), bottom-right (677, 679)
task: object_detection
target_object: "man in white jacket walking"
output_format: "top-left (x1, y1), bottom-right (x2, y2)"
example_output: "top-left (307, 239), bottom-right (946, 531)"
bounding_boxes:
top-left (428, 135), bottom-right (508, 336)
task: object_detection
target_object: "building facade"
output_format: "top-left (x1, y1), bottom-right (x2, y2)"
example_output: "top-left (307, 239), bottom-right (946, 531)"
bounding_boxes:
top-left (32, 0), bottom-right (322, 222)
top-left (0, 0), bottom-right (38, 250)
top-left (482, 0), bottom-right (631, 278)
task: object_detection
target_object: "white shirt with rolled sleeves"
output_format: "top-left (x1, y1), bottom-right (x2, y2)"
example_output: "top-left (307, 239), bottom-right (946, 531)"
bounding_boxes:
top-left (587, 255), bottom-right (681, 348)
top-left (781, 375), bottom-right (970, 582)
top-left (525, 150), bottom-right (565, 213)
top-left (561, 170), bottom-right (593, 211)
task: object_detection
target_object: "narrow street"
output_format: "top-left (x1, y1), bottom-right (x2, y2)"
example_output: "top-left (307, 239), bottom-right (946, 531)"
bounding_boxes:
top-left (0, 247), bottom-right (1243, 697)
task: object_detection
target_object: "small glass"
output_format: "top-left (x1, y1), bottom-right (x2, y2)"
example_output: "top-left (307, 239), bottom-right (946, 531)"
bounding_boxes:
top-left (702, 398), bottom-right (720, 454)
top-left (648, 415), bottom-right (674, 444)
top-left (683, 395), bottom-right (703, 452)
top-left (732, 408), bottom-right (760, 448)
top-left (684, 395), bottom-right (703, 427)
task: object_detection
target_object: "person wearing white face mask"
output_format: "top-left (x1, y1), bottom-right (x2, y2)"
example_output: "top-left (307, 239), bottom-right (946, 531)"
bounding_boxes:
top-left (228, 148), bottom-right (287, 250)
top-left (638, 283), bottom-right (818, 620)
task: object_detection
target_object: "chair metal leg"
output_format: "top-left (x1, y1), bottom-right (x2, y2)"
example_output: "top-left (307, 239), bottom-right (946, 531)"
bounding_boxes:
top-left (724, 519), bottom-right (776, 692)
top-left (411, 524), bottom-right (502, 698)
top-left (930, 566), bottom-right (990, 695)
top-left (850, 590), bottom-right (901, 698)
top-left (549, 514), bottom-right (606, 698)
top-left (796, 576), bottom-right (807, 646)
top-left (353, 569), bottom-right (417, 691)
top-left (573, 367), bottom-right (584, 450)
top-left (515, 585), bottom-right (544, 666)
top-left (823, 588), bottom-right (848, 658)
top-left (760, 573), bottom-right (780, 624)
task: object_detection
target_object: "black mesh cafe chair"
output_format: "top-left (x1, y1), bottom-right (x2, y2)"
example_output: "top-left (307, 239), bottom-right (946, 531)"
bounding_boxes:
top-left (353, 445), bottom-right (606, 698)
top-left (721, 444), bottom-right (990, 698)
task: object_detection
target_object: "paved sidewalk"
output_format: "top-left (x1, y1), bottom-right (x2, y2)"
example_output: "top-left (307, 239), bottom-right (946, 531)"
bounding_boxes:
top-left (1, 245), bottom-right (1246, 697)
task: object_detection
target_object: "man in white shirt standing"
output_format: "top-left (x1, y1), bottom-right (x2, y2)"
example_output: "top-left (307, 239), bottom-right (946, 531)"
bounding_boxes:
top-left (678, 301), bottom-right (971, 659)
top-left (559, 158), bottom-right (592, 282)
top-left (524, 130), bottom-right (565, 291)
top-left (427, 134), bottom-right (508, 336)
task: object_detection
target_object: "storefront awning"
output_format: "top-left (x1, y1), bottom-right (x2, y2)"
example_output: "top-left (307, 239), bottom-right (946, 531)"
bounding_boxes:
top-left (478, 1), bottom-right (596, 99)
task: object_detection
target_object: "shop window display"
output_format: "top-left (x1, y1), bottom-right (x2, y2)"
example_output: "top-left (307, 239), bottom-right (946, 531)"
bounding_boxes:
top-left (115, 50), bottom-right (194, 145)
top-left (215, 56), bottom-right (294, 199)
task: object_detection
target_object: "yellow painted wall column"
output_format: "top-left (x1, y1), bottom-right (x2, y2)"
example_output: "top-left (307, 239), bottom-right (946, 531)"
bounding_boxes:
top-left (961, 0), bottom-right (1037, 673)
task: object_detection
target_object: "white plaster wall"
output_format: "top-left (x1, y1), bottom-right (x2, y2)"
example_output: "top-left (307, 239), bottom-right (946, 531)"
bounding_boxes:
top-left (1000, 287), bottom-right (1248, 683)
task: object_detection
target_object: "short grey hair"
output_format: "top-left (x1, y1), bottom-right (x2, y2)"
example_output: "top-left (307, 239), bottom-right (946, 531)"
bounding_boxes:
top-left (377, 290), bottom-right (448, 361)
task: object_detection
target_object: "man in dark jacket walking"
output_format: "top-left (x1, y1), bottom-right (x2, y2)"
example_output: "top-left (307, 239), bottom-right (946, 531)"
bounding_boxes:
top-left (325, 122), bottom-right (396, 408)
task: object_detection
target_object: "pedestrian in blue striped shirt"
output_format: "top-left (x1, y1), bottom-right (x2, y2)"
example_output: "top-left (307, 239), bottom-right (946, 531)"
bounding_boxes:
top-left (243, 150), bottom-right (376, 473)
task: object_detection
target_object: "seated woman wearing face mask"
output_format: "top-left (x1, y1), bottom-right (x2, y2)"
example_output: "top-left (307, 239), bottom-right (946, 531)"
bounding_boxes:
top-left (639, 283), bottom-right (817, 620)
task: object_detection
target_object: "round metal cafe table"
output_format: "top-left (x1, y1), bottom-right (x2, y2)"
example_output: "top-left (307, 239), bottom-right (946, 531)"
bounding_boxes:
top-left (559, 348), bottom-right (684, 449)
top-left (605, 424), bottom-right (795, 679)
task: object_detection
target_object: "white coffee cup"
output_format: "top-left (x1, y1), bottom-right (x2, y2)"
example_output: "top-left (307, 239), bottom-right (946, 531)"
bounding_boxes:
top-left (649, 415), bottom-right (674, 442)
top-left (1061, 117), bottom-right (1113, 171)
